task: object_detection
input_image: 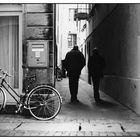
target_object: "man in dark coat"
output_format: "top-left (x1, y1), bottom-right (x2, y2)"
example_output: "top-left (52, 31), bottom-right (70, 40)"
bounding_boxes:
top-left (64, 46), bottom-right (85, 103)
top-left (88, 48), bottom-right (105, 103)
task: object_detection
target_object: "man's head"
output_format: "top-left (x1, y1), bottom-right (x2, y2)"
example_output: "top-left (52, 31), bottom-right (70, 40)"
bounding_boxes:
top-left (73, 45), bottom-right (79, 50)
top-left (92, 47), bottom-right (99, 54)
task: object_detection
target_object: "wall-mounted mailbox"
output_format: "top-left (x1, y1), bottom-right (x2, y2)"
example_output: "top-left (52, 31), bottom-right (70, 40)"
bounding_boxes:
top-left (27, 41), bottom-right (49, 67)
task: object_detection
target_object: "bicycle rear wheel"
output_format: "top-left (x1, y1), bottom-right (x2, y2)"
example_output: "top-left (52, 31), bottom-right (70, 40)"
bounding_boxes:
top-left (0, 87), bottom-right (6, 112)
top-left (27, 85), bottom-right (62, 121)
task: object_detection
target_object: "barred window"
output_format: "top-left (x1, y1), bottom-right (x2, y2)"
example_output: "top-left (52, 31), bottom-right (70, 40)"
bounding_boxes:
top-left (68, 34), bottom-right (77, 48)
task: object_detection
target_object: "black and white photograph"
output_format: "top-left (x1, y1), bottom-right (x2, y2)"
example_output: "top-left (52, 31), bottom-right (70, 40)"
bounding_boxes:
top-left (0, 1), bottom-right (140, 138)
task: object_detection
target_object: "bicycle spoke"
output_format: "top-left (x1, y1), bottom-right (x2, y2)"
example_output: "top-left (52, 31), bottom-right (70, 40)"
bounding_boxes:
top-left (43, 106), bottom-right (48, 118)
top-left (32, 106), bottom-right (42, 117)
top-left (37, 107), bottom-right (43, 117)
top-left (28, 86), bottom-right (62, 120)
top-left (30, 99), bottom-right (42, 104)
top-left (47, 104), bottom-right (55, 114)
top-left (46, 96), bottom-right (60, 103)
top-left (36, 90), bottom-right (51, 101)
top-left (45, 106), bottom-right (52, 118)
top-left (29, 101), bottom-right (42, 107)
top-left (35, 91), bottom-right (44, 101)
top-left (29, 104), bottom-right (42, 109)
top-left (30, 95), bottom-right (41, 103)
top-left (46, 105), bottom-right (54, 117)
top-left (48, 101), bottom-right (58, 110)
top-left (32, 102), bottom-right (56, 118)
top-left (46, 108), bottom-right (53, 117)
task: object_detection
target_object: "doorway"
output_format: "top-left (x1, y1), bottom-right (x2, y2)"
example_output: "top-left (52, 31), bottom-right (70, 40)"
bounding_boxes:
top-left (0, 15), bottom-right (22, 104)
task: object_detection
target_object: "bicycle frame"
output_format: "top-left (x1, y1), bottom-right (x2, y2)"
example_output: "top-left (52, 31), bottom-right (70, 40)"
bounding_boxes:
top-left (0, 68), bottom-right (62, 120)
top-left (1, 78), bottom-right (20, 105)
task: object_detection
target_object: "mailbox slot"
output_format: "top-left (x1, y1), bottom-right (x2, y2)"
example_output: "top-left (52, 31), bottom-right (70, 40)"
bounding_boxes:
top-left (27, 41), bottom-right (49, 67)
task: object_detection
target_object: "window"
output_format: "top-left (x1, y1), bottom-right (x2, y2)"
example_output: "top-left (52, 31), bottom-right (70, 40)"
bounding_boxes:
top-left (0, 16), bottom-right (19, 88)
top-left (69, 8), bottom-right (77, 21)
top-left (68, 34), bottom-right (77, 48)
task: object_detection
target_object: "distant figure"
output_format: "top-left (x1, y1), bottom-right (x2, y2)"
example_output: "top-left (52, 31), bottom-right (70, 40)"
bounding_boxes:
top-left (88, 48), bottom-right (105, 103)
top-left (64, 46), bottom-right (85, 103)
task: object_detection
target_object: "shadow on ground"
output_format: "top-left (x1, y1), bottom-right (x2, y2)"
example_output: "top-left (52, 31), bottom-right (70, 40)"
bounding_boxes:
top-left (64, 101), bottom-right (91, 111)
top-left (93, 99), bottom-right (118, 108)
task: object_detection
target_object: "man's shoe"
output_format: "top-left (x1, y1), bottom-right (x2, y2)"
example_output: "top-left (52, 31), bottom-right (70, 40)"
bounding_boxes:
top-left (71, 99), bottom-right (80, 103)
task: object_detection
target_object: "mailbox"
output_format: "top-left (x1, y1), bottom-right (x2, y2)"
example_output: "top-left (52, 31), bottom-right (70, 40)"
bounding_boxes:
top-left (27, 40), bottom-right (49, 67)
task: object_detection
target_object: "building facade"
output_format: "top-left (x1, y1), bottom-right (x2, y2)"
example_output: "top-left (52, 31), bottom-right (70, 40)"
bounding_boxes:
top-left (56, 4), bottom-right (78, 68)
top-left (0, 4), bottom-right (56, 104)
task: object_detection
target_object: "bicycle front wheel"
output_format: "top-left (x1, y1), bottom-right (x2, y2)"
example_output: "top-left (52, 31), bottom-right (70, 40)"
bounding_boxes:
top-left (27, 85), bottom-right (62, 121)
top-left (0, 87), bottom-right (6, 112)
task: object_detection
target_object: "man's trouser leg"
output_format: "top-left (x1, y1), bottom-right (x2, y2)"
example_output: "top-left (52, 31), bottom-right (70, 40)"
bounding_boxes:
top-left (69, 76), bottom-right (79, 101)
top-left (92, 76), bottom-right (100, 100)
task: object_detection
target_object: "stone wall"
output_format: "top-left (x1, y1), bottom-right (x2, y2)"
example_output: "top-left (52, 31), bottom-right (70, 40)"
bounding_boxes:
top-left (86, 4), bottom-right (140, 114)
top-left (23, 4), bottom-right (55, 89)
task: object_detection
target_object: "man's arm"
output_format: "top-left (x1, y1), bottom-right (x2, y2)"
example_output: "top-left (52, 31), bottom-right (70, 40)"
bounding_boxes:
top-left (64, 53), bottom-right (69, 70)
top-left (81, 53), bottom-right (86, 69)
top-left (87, 57), bottom-right (92, 84)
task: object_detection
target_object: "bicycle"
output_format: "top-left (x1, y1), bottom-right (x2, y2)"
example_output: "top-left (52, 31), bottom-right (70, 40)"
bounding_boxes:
top-left (0, 68), bottom-right (62, 121)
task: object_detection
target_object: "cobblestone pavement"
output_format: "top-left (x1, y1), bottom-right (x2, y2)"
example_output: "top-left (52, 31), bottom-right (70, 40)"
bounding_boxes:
top-left (0, 78), bottom-right (140, 137)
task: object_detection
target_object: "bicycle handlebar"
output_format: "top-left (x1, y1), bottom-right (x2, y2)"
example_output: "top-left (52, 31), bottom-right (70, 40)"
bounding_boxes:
top-left (0, 68), bottom-right (13, 78)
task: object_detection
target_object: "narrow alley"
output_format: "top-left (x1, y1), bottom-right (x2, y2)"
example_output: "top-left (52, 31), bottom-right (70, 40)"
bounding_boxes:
top-left (0, 78), bottom-right (140, 136)
top-left (0, 3), bottom-right (140, 137)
